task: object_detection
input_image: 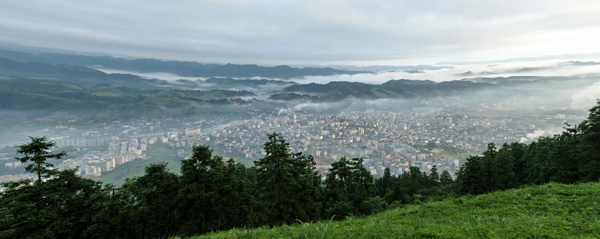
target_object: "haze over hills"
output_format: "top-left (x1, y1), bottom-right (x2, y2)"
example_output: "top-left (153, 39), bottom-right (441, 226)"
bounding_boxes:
top-left (0, 45), bottom-right (598, 174)
top-left (1, 46), bottom-right (600, 127)
top-left (2, 1), bottom-right (600, 238)
top-left (0, 49), bottom-right (366, 79)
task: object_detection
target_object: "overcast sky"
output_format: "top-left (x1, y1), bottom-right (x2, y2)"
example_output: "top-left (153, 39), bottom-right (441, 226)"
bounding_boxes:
top-left (1, 0), bottom-right (600, 66)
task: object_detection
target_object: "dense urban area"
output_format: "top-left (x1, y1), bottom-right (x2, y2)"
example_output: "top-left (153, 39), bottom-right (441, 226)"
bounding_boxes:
top-left (0, 95), bottom-right (587, 186)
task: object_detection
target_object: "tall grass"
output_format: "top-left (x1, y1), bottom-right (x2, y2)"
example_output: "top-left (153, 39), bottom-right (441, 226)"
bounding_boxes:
top-left (181, 182), bottom-right (600, 238)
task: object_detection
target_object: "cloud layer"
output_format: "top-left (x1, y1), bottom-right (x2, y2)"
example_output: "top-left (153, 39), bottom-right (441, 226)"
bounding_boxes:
top-left (2, 0), bottom-right (600, 65)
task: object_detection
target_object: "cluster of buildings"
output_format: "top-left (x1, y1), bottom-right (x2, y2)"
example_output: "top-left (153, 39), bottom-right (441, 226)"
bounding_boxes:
top-left (1, 98), bottom-right (586, 182)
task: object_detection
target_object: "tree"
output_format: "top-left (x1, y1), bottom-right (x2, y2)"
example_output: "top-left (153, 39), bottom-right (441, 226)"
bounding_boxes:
top-left (385, 167), bottom-right (425, 204)
top-left (0, 168), bottom-right (108, 238)
top-left (428, 165), bottom-right (440, 187)
top-left (575, 100), bottom-right (600, 182)
top-left (505, 142), bottom-right (528, 184)
top-left (254, 133), bottom-right (321, 226)
top-left (177, 145), bottom-right (220, 235)
top-left (375, 168), bottom-right (394, 197)
top-left (177, 145), bottom-right (248, 235)
top-left (481, 143), bottom-right (499, 192)
top-left (457, 155), bottom-right (485, 195)
top-left (323, 156), bottom-right (377, 218)
top-left (15, 136), bottom-right (66, 183)
top-left (523, 138), bottom-right (554, 184)
top-left (346, 157), bottom-right (376, 212)
top-left (126, 162), bottom-right (179, 239)
top-left (494, 144), bottom-right (517, 190)
top-left (440, 170), bottom-right (453, 185)
top-left (323, 157), bottom-right (351, 204)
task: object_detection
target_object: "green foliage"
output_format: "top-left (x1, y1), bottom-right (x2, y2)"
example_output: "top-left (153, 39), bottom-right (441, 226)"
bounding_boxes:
top-left (253, 133), bottom-right (322, 226)
top-left (283, 79), bottom-right (487, 100)
top-left (457, 100), bottom-right (600, 195)
top-left (125, 162), bottom-right (180, 238)
top-left (428, 165), bottom-right (440, 188)
top-left (0, 75), bottom-right (259, 123)
top-left (268, 93), bottom-right (314, 101)
top-left (323, 157), bottom-right (376, 219)
top-left (0, 56), bottom-right (153, 88)
top-left (458, 143), bottom-right (518, 195)
top-left (177, 145), bottom-right (248, 235)
top-left (3, 99), bottom-right (600, 238)
top-left (440, 170), bottom-right (453, 185)
top-left (574, 100), bottom-right (600, 181)
top-left (189, 182), bottom-right (600, 239)
top-left (374, 168), bottom-right (393, 197)
top-left (14, 136), bottom-right (66, 183)
top-left (0, 169), bottom-right (107, 239)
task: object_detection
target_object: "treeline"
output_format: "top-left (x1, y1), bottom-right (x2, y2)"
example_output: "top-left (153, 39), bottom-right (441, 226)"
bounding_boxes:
top-left (457, 100), bottom-right (600, 194)
top-left (0, 133), bottom-right (455, 238)
top-left (1, 101), bottom-right (599, 238)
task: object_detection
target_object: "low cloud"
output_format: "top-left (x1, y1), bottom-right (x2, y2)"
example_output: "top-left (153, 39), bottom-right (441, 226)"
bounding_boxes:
top-left (519, 128), bottom-right (564, 143)
top-left (292, 98), bottom-right (421, 112)
top-left (96, 68), bottom-right (205, 82)
top-left (571, 80), bottom-right (600, 108)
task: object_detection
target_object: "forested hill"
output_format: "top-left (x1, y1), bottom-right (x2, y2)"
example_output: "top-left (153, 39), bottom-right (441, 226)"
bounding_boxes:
top-left (0, 74), bottom-right (259, 122)
top-left (0, 57), bottom-right (156, 88)
top-left (282, 79), bottom-right (491, 100)
top-left (279, 75), bottom-right (597, 101)
top-left (0, 49), bottom-right (366, 79)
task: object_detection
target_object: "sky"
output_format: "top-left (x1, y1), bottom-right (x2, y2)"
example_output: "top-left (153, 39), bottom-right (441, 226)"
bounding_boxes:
top-left (1, 0), bottom-right (600, 66)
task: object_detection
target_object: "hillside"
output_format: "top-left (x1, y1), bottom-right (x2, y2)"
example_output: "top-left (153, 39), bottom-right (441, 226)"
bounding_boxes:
top-left (281, 79), bottom-right (494, 100)
top-left (189, 182), bottom-right (600, 238)
top-left (0, 57), bottom-right (155, 88)
top-left (0, 75), bottom-right (259, 122)
top-left (0, 50), bottom-right (365, 79)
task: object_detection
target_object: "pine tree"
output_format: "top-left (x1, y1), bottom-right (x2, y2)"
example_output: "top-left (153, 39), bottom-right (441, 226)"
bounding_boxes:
top-left (428, 165), bottom-right (440, 187)
top-left (254, 133), bottom-right (321, 226)
top-left (375, 168), bottom-right (394, 197)
top-left (323, 156), bottom-right (379, 218)
top-left (524, 138), bottom-right (554, 184)
top-left (494, 144), bottom-right (517, 190)
top-left (506, 142), bottom-right (528, 185)
top-left (1, 150), bottom-right (107, 239)
top-left (457, 155), bottom-right (485, 195)
top-left (575, 100), bottom-right (600, 181)
top-left (440, 170), bottom-right (453, 185)
top-left (481, 143), bottom-right (499, 193)
top-left (15, 136), bottom-right (66, 183)
top-left (385, 167), bottom-right (425, 204)
top-left (176, 145), bottom-right (249, 235)
top-left (126, 162), bottom-right (179, 238)
top-left (323, 157), bottom-right (353, 218)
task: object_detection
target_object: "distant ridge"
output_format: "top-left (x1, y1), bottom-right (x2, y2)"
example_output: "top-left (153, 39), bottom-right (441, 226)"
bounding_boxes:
top-left (0, 49), bottom-right (367, 79)
top-left (437, 52), bottom-right (600, 65)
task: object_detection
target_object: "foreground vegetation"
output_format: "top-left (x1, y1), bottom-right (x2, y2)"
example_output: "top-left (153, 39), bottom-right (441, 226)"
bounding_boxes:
top-left (1, 101), bottom-right (599, 238)
top-left (190, 182), bottom-right (600, 238)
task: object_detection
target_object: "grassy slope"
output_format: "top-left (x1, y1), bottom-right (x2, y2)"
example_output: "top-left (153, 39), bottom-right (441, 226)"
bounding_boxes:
top-left (188, 182), bottom-right (600, 238)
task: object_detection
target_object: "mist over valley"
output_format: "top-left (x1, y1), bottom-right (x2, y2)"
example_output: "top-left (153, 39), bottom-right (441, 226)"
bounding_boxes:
top-left (0, 48), bottom-right (598, 176)
top-left (2, 1), bottom-right (600, 237)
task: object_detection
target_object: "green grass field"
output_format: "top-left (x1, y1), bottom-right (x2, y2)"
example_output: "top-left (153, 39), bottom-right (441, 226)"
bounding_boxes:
top-left (185, 182), bottom-right (600, 238)
top-left (99, 143), bottom-right (181, 186)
